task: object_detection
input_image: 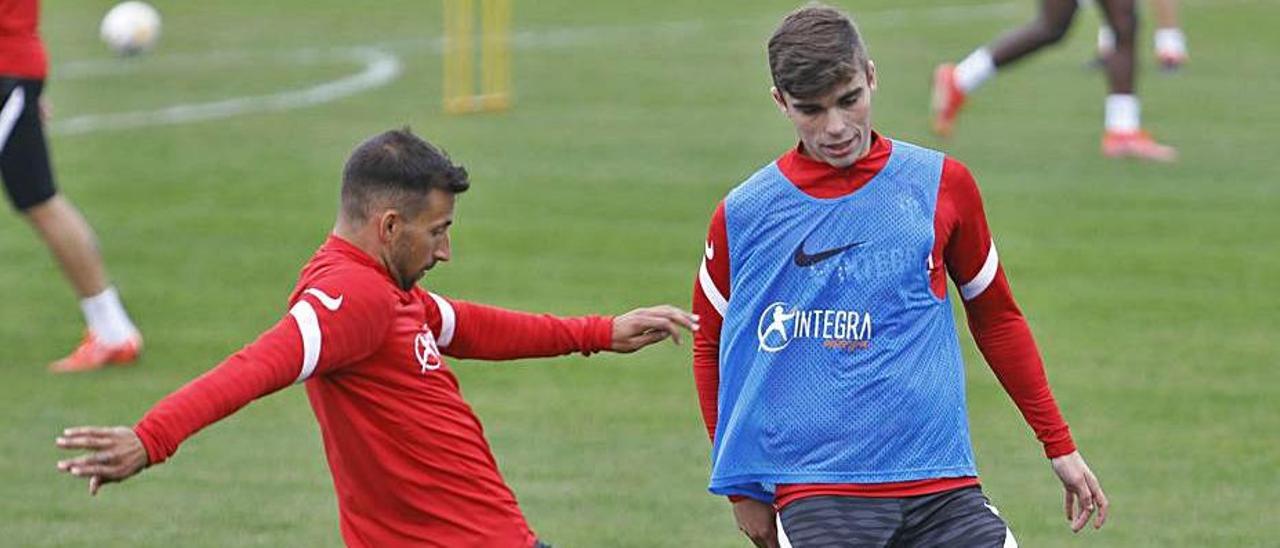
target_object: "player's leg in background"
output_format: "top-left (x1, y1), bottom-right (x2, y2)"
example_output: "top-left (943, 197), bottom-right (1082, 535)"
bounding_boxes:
top-left (1096, 0), bottom-right (1178, 161)
top-left (0, 79), bottom-right (142, 371)
top-left (778, 495), bottom-right (900, 548)
top-left (895, 487), bottom-right (1013, 548)
top-left (1096, 0), bottom-right (1185, 70)
top-left (1151, 0), bottom-right (1187, 70)
top-left (932, 0), bottom-right (1080, 136)
top-left (24, 196), bottom-right (115, 306)
top-left (1094, 0), bottom-right (1116, 68)
top-left (1095, 24), bottom-right (1116, 66)
top-left (1099, 0), bottom-right (1137, 96)
top-left (987, 0), bottom-right (1082, 68)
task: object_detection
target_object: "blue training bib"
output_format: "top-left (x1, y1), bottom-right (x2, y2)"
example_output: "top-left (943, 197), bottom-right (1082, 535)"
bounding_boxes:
top-left (711, 140), bottom-right (977, 502)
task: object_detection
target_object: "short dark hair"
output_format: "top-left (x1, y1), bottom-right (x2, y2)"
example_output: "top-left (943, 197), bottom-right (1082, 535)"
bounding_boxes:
top-left (767, 3), bottom-right (869, 100)
top-left (340, 128), bottom-right (470, 222)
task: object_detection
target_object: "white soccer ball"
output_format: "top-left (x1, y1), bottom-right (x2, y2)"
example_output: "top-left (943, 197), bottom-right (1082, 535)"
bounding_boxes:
top-left (99, 2), bottom-right (162, 56)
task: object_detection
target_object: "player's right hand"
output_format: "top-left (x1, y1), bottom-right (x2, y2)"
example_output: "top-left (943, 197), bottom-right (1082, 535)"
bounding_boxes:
top-left (732, 498), bottom-right (780, 548)
top-left (55, 426), bottom-right (148, 495)
top-left (609, 305), bottom-right (698, 353)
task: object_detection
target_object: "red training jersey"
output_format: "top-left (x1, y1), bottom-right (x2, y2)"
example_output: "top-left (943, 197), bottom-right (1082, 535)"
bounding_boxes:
top-left (0, 0), bottom-right (48, 79)
top-left (692, 133), bottom-right (1075, 508)
top-left (135, 235), bottom-right (615, 547)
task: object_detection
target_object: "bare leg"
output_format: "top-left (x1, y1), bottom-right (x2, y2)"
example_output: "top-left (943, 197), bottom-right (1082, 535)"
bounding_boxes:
top-left (1098, 0), bottom-right (1137, 94)
top-left (989, 0), bottom-right (1081, 67)
top-left (23, 194), bottom-right (110, 298)
top-left (1150, 0), bottom-right (1179, 29)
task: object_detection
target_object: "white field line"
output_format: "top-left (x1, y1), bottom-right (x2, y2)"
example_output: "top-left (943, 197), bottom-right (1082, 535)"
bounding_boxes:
top-left (51, 47), bottom-right (402, 135)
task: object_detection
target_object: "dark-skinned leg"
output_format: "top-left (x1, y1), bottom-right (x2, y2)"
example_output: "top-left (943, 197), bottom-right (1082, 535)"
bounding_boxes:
top-left (989, 0), bottom-right (1081, 67)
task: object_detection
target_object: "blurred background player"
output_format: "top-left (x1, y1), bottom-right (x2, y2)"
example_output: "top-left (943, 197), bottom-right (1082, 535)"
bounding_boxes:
top-left (695, 5), bottom-right (1107, 546)
top-left (1, 0), bottom-right (142, 372)
top-left (1097, 0), bottom-right (1188, 71)
top-left (54, 129), bottom-right (697, 547)
top-left (932, 0), bottom-right (1177, 162)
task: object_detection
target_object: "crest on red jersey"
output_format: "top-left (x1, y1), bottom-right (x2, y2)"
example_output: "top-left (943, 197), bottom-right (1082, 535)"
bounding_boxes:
top-left (414, 324), bottom-right (442, 373)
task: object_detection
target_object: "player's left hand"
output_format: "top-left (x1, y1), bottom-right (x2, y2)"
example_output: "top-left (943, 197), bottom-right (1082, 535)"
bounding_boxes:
top-left (55, 426), bottom-right (148, 496)
top-left (733, 498), bottom-right (779, 548)
top-left (610, 305), bottom-right (698, 353)
top-left (39, 96), bottom-right (53, 122)
top-left (1050, 450), bottom-right (1109, 533)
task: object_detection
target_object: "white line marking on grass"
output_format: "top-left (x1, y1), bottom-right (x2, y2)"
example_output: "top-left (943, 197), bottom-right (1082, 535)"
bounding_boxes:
top-left (51, 47), bottom-right (401, 135)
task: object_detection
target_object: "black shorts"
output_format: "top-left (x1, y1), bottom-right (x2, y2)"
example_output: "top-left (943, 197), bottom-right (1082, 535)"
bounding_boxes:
top-left (0, 78), bottom-right (57, 211)
top-left (778, 486), bottom-right (1015, 548)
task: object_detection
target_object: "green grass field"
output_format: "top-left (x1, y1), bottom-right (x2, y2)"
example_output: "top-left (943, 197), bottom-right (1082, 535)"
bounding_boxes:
top-left (3, 0), bottom-right (1277, 545)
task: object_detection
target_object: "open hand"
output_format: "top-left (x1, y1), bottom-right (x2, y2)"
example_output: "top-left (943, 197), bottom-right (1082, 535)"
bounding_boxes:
top-left (610, 305), bottom-right (698, 353)
top-left (1050, 450), bottom-right (1109, 532)
top-left (56, 426), bottom-right (148, 495)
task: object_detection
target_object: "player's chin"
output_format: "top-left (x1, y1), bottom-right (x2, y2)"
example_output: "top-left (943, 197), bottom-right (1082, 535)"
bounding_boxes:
top-left (824, 153), bottom-right (857, 169)
top-left (395, 269), bottom-right (428, 291)
top-left (412, 264), bottom-right (434, 282)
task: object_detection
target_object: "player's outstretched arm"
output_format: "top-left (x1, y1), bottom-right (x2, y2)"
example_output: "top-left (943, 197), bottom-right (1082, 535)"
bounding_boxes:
top-left (1050, 450), bottom-right (1109, 533)
top-left (55, 426), bottom-right (148, 496)
top-left (609, 305), bottom-right (699, 353)
top-left (434, 297), bottom-right (697, 359)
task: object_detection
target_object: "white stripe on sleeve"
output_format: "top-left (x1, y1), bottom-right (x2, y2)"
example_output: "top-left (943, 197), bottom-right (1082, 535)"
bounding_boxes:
top-left (289, 300), bottom-right (322, 383)
top-left (0, 86), bottom-right (27, 153)
top-left (960, 239), bottom-right (999, 301)
top-left (428, 292), bottom-right (456, 348)
top-left (698, 258), bottom-right (728, 317)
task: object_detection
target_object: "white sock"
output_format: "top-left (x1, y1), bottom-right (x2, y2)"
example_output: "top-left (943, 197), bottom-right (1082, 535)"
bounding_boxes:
top-left (1105, 94), bottom-right (1140, 133)
top-left (1154, 28), bottom-right (1187, 57)
top-left (1097, 26), bottom-right (1115, 55)
top-left (954, 48), bottom-right (996, 94)
top-left (80, 286), bottom-right (138, 345)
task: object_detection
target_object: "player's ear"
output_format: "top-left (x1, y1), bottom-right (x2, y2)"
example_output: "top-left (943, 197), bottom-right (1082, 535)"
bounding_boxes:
top-left (865, 60), bottom-right (878, 92)
top-left (770, 86), bottom-right (788, 114)
top-left (377, 209), bottom-right (399, 244)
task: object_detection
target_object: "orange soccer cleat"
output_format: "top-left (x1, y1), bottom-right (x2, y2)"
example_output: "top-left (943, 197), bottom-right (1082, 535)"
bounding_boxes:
top-left (49, 331), bottom-right (143, 373)
top-left (1102, 130), bottom-right (1178, 162)
top-left (931, 63), bottom-right (966, 138)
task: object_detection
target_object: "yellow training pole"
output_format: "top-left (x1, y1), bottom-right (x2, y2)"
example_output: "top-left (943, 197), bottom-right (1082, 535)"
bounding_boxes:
top-left (480, 0), bottom-right (512, 111)
top-left (443, 0), bottom-right (475, 113)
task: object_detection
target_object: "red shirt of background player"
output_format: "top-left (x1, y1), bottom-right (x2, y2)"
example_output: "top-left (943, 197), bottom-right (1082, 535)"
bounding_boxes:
top-left (0, 0), bottom-right (49, 79)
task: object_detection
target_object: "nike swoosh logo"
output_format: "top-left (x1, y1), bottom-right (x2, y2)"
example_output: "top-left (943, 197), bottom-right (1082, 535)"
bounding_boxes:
top-left (305, 288), bottom-right (344, 311)
top-left (705, 241), bottom-right (715, 261)
top-left (793, 240), bottom-right (865, 267)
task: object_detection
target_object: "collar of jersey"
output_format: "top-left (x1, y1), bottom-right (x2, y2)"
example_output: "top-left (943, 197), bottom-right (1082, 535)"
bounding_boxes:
top-left (777, 130), bottom-right (892, 199)
top-left (323, 234), bottom-right (401, 289)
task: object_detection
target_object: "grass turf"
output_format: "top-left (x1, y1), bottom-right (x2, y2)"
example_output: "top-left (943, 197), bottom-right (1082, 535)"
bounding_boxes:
top-left (2, 0), bottom-right (1276, 545)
